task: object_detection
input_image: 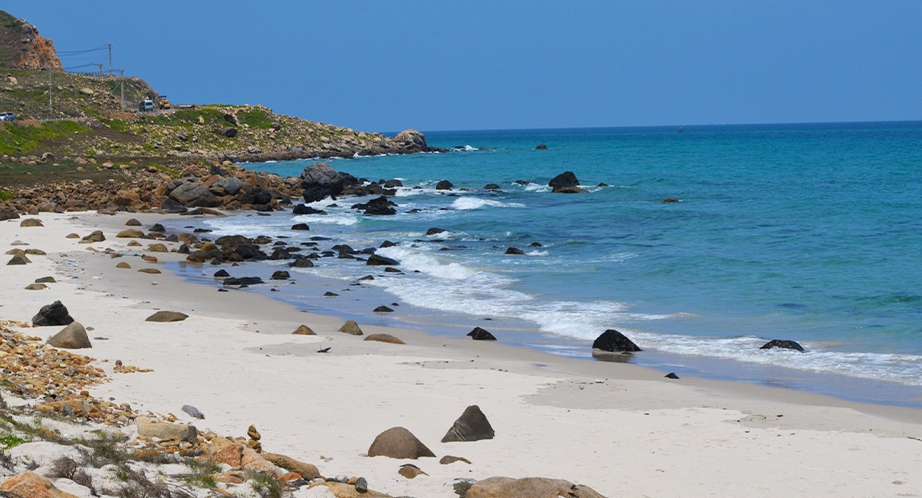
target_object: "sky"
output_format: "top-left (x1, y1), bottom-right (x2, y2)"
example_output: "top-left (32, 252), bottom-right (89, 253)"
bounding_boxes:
top-left (5, 1), bottom-right (922, 132)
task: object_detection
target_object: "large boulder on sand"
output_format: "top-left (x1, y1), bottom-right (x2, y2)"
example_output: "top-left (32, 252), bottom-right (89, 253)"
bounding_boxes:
top-left (300, 162), bottom-right (358, 202)
top-left (441, 405), bottom-right (495, 442)
top-left (592, 329), bottom-right (641, 352)
top-left (367, 427), bottom-right (435, 459)
top-left (47, 322), bottom-right (91, 349)
top-left (32, 301), bottom-right (74, 326)
top-left (170, 181), bottom-right (220, 207)
top-left (467, 477), bottom-right (607, 498)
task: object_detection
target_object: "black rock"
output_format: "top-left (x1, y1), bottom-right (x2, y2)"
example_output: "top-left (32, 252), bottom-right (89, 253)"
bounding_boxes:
top-left (324, 292), bottom-right (339, 297)
top-left (426, 228), bottom-right (447, 236)
top-left (548, 171), bottom-right (580, 191)
top-left (271, 271), bottom-right (291, 280)
top-left (32, 301), bottom-right (74, 327)
top-left (222, 127), bottom-right (237, 138)
top-left (505, 247), bottom-right (525, 255)
top-left (383, 179), bottom-right (403, 188)
top-left (351, 196), bottom-right (397, 215)
top-left (665, 372), bottom-right (680, 379)
top-left (292, 204), bottom-right (326, 215)
top-left (535, 144), bottom-right (548, 150)
top-left (223, 276), bottom-right (264, 287)
top-left (165, 234), bottom-right (180, 243)
top-left (441, 405), bottom-right (495, 442)
top-left (484, 183), bottom-right (501, 190)
top-left (760, 339), bottom-right (806, 353)
top-left (161, 198), bottom-right (188, 214)
top-left (380, 240), bottom-right (397, 248)
top-left (149, 223), bottom-right (166, 233)
top-left (374, 306), bottom-right (394, 313)
top-left (291, 223), bottom-right (310, 231)
top-left (213, 269), bottom-right (230, 278)
top-left (592, 329), bottom-right (642, 352)
top-left (436, 180), bottom-right (454, 190)
top-left (530, 242), bottom-right (543, 247)
top-left (300, 162), bottom-right (359, 202)
top-left (367, 254), bottom-right (399, 266)
top-left (467, 327), bottom-right (496, 341)
top-left (193, 228), bottom-right (212, 233)
top-left (289, 257), bottom-right (315, 268)
top-left (269, 248), bottom-right (291, 260)
top-left (177, 244), bottom-right (190, 254)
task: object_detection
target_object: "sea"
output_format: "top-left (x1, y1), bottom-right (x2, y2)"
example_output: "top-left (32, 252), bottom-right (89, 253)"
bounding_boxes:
top-left (163, 122), bottom-right (922, 407)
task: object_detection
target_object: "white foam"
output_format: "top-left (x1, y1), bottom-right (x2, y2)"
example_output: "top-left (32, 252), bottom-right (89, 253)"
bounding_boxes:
top-left (451, 197), bottom-right (526, 210)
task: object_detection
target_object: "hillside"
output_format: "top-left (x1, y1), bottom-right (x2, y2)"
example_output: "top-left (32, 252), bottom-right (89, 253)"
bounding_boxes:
top-left (0, 10), bottom-right (62, 70)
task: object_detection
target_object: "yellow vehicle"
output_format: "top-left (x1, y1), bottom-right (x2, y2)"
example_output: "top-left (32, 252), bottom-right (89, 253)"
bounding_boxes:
top-left (158, 96), bottom-right (171, 110)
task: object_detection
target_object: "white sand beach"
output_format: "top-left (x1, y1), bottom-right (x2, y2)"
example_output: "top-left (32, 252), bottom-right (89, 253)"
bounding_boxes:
top-left (2, 211), bottom-right (922, 497)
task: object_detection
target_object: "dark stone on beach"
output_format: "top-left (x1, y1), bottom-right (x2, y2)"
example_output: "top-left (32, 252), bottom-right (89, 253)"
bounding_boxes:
top-left (367, 254), bottom-right (399, 266)
top-left (436, 180), bottom-right (454, 191)
top-left (33, 301), bottom-right (74, 326)
top-left (592, 329), bottom-right (642, 352)
top-left (182, 405), bottom-right (205, 419)
top-left (352, 195), bottom-right (397, 215)
top-left (324, 292), bottom-right (338, 297)
top-left (254, 235), bottom-right (272, 244)
top-left (484, 183), bottom-right (501, 190)
top-left (291, 223), bottom-right (310, 231)
top-left (271, 271), bottom-right (291, 280)
top-left (178, 244), bottom-right (190, 254)
top-left (213, 269), bottom-right (230, 278)
top-left (145, 311), bottom-right (188, 322)
top-left (269, 248), bottom-right (291, 260)
top-left (760, 339), bottom-right (805, 353)
top-left (535, 144), bottom-right (548, 150)
top-left (440, 455), bottom-right (472, 465)
top-left (193, 228), bottom-right (212, 233)
top-left (0, 211), bottom-right (19, 221)
top-left (665, 372), bottom-right (680, 379)
top-left (426, 227), bottom-right (447, 236)
top-left (380, 240), bottom-right (397, 248)
top-left (35, 276), bottom-right (55, 283)
top-left (161, 198), bottom-right (188, 214)
top-left (292, 204), bottom-right (326, 215)
top-left (7, 255), bottom-right (28, 265)
top-left (374, 306), bottom-right (394, 313)
top-left (289, 257), bottom-right (315, 268)
top-left (441, 405), bottom-right (495, 443)
top-left (505, 247), bottom-right (525, 255)
top-left (467, 327), bottom-right (496, 341)
top-left (223, 276), bottom-right (264, 287)
top-left (367, 427), bottom-right (435, 459)
top-left (125, 218), bottom-right (141, 226)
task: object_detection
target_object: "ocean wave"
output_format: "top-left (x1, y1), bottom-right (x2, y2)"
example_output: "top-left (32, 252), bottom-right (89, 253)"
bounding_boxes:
top-left (451, 197), bottom-right (526, 210)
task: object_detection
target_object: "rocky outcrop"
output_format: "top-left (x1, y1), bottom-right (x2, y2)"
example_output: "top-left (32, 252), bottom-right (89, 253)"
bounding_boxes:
top-left (0, 11), bottom-right (63, 71)
top-left (300, 161), bottom-right (359, 202)
top-left (0, 471), bottom-right (77, 498)
top-left (394, 129), bottom-right (431, 153)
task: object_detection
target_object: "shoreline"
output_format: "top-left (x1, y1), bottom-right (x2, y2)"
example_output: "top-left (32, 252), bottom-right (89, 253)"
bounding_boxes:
top-left (3, 211), bottom-right (922, 496)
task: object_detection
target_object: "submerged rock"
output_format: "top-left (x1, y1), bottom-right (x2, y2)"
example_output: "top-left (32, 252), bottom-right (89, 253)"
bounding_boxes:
top-left (760, 339), bottom-right (805, 352)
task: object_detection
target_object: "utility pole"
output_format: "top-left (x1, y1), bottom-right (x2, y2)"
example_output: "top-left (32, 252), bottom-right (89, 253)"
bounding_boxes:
top-left (96, 62), bottom-right (103, 76)
top-left (119, 70), bottom-right (125, 111)
top-left (108, 44), bottom-right (112, 76)
top-left (48, 68), bottom-right (53, 115)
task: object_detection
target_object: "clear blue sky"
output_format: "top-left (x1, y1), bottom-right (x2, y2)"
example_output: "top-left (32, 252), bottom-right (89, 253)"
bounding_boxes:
top-left (6, 1), bottom-right (922, 132)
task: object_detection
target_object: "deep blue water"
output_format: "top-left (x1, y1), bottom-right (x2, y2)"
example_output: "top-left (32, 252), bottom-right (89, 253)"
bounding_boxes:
top-left (170, 122), bottom-right (922, 406)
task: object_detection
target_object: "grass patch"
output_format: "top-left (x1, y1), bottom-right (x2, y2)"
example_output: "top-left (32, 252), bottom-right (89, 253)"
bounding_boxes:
top-left (0, 434), bottom-right (27, 450)
top-left (248, 471), bottom-right (284, 498)
top-left (0, 189), bottom-right (12, 201)
top-left (237, 107), bottom-right (274, 129)
top-left (0, 120), bottom-right (89, 155)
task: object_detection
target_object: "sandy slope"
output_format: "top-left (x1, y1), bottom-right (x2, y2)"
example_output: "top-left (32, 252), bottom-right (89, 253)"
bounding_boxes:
top-left (2, 212), bottom-right (921, 498)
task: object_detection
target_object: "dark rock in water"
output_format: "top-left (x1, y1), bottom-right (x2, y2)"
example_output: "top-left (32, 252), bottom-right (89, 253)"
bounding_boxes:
top-left (514, 180), bottom-right (530, 185)
top-left (467, 327), bottom-right (496, 341)
top-left (149, 223), bottom-right (166, 233)
top-left (289, 257), bottom-right (315, 268)
top-left (384, 179), bottom-right (403, 188)
top-left (145, 311), bottom-right (189, 322)
top-left (554, 186), bottom-right (589, 194)
top-left (426, 227), bottom-right (447, 236)
top-left (380, 240), bottom-right (397, 248)
top-left (223, 276), bottom-right (264, 287)
top-left (367, 254), bottom-right (399, 266)
top-left (367, 427), bottom-right (435, 459)
top-left (530, 242), bottom-right (543, 247)
top-left (484, 183), bottom-right (501, 190)
top-left (549, 171), bottom-right (588, 193)
top-left (193, 228), bottom-right (212, 233)
top-left (592, 329), bottom-right (642, 352)
top-left (505, 247), bottom-right (525, 255)
top-left (435, 180), bottom-right (454, 191)
top-left (663, 197), bottom-right (680, 203)
top-left (359, 275), bottom-right (375, 281)
top-left (760, 339), bottom-right (805, 353)
top-left (300, 162), bottom-right (359, 202)
top-left (665, 372), bottom-right (680, 379)
top-left (291, 223), bottom-right (310, 231)
top-left (271, 271), bottom-right (290, 280)
top-left (292, 204), bottom-right (326, 215)
top-left (269, 248), bottom-right (291, 260)
top-left (213, 269), bottom-right (230, 278)
top-left (324, 292), bottom-right (339, 297)
top-left (254, 235), bottom-right (272, 245)
top-left (48, 322), bottom-right (92, 349)
top-left (395, 129), bottom-right (435, 153)
top-left (182, 405), bottom-right (205, 419)
top-left (374, 305), bottom-right (394, 313)
top-left (598, 182), bottom-right (610, 187)
top-left (33, 301), bottom-right (74, 326)
top-left (535, 144), bottom-right (548, 150)
top-left (441, 405), bottom-right (495, 442)
top-left (352, 196), bottom-right (397, 215)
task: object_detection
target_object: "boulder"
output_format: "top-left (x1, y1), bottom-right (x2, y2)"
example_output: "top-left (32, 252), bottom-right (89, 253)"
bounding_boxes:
top-left (20, 218), bottom-right (44, 227)
top-left (137, 422), bottom-right (198, 442)
top-left (365, 334), bottom-right (405, 345)
top-left (125, 218), bottom-right (142, 226)
top-left (300, 162), bottom-right (358, 202)
top-left (289, 257), bottom-right (314, 268)
top-left (505, 247), bottom-right (525, 255)
top-left (291, 223), bottom-right (310, 230)
top-left (214, 269), bottom-right (230, 277)
top-left (170, 182), bottom-right (220, 207)
top-left (148, 243), bottom-right (168, 252)
top-left (467, 327), bottom-right (496, 341)
top-left (211, 177), bottom-right (245, 195)
top-left (592, 329), bottom-right (641, 352)
top-left (426, 227), bottom-right (447, 236)
top-left (293, 324), bottom-right (316, 335)
top-left (116, 262), bottom-right (131, 269)
top-left (35, 276), bottom-right (56, 283)
top-left (307, 482), bottom-right (392, 498)
top-left (80, 230), bottom-right (105, 243)
top-left (25, 283), bottom-right (47, 290)
top-left (395, 129), bottom-right (431, 152)
top-left (223, 127), bottom-right (238, 138)
top-left (262, 453), bottom-right (321, 479)
top-left (760, 339), bottom-right (805, 353)
top-left (484, 184), bottom-right (501, 190)
top-left (352, 196), bottom-right (397, 215)
top-left (467, 477), bottom-right (607, 498)
top-left (145, 311), bottom-right (189, 322)
top-left (182, 405), bottom-right (205, 419)
top-left (535, 144), bottom-right (548, 150)
top-left (7, 255), bottom-right (28, 265)
top-left (223, 276), bottom-right (264, 286)
top-left (339, 320), bottom-right (363, 335)
top-left (374, 305), bottom-right (394, 313)
top-left (441, 405), bottom-right (495, 442)
top-left (161, 198), bottom-right (189, 213)
top-left (548, 171), bottom-right (580, 190)
top-left (367, 254), bottom-right (399, 266)
top-left (435, 180), bottom-right (454, 190)
top-left (209, 436), bottom-right (244, 467)
top-left (32, 301), bottom-right (74, 326)
top-left (47, 322), bottom-right (92, 349)
top-left (0, 471), bottom-right (79, 498)
top-left (116, 229), bottom-right (144, 238)
top-left (367, 427), bottom-right (435, 459)
top-left (271, 270), bottom-right (291, 280)
top-left (292, 204), bottom-right (326, 215)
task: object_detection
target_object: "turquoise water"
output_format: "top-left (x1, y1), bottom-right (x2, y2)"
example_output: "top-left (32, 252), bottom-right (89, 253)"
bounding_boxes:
top-left (182, 122), bottom-right (922, 405)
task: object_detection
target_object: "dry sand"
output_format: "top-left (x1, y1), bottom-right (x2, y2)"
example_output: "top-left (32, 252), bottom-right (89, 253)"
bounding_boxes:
top-left (2, 211), bottom-right (922, 497)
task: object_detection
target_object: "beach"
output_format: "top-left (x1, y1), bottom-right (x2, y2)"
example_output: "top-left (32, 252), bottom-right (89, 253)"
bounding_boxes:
top-left (3, 211), bottom-right (922, 497)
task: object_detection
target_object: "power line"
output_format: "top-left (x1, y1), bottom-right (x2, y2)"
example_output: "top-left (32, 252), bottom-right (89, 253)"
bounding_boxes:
top-left (57, 45), bottom-right (109, 56)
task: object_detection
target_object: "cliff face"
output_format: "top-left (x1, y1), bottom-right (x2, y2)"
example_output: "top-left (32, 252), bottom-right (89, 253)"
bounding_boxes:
top-left (0, 10), bottom-right (63, 70)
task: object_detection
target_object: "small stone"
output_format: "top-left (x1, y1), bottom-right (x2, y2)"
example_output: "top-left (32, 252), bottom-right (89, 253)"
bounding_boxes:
top-left (467, 327), bottom-right (496, 341)
top-left (145, 311), bottom-right (189, 322)
top-left (138, 268), bottom-right (161, 274)
top-left (24, 283), bottom-right (47, 290)
top-left (47, 322), bottom-right (92, 349)
top-left (181, 405), bottom-right (205, 419)
top-left (7, 255), bottom-right (29, 265)
top-left (398, 464), bottom-right (427, 479)
top-left (35, 276), bottom-right (55, 283)
top-left (116, 229), bottom-right (145, 238)
top-left (65, 233), bottom-right (80, 239)
top-left (116, 262), bottom-right (131, 269)
top-left (20, 218), bottom-right (43, 227)
top-left (126, 218), bottom-right (142, 226)
top-left (440, 455), bottom-right (472, 465)
top-left (247, 424), bottom-right (261, 441)
top-left (665, 372), bottom-right (680, 379)
top-left (504, 247), bottom-right (525, 255)
top-left (355, 477), bottom-right (368, 493)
